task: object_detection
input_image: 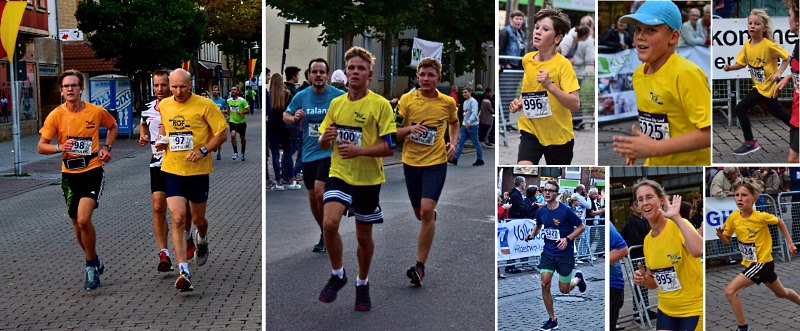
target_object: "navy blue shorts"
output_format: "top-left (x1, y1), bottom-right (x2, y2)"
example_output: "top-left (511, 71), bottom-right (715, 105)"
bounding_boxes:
top-left (150, 167), bottom-right (166, 193)
top-left (537, 253), bottom-right (574, 279)
top-left (302, 157), bottom-right (330, 189)
top-left (402, 162), bottom-right (447, 208)
top-left (655, 309), bottom-right (699, 331)
top-left (164, 172), bottom-right (209, 203)
top-left (323, 177), bottom-right (383, 223)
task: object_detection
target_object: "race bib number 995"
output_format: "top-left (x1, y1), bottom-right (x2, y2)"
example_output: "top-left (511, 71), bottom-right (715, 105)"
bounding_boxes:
top-left (638, 111), bottom-right (671, 140)
top-left (652, 266), bottom-right (682, 292)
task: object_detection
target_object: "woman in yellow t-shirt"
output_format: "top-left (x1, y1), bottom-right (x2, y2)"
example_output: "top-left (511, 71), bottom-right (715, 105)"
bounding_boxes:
top-left (508, 6), bottom-right (580, 165)
top-left (632, 179), bottom-right (703, 331)
top-left (722, 9), bottom-right (791, 156)
top-left (715, 178), bottom-right (800, 331)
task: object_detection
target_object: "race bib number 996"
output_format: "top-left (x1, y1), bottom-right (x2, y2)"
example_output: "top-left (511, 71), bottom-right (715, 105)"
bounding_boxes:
top-left (335, 125), bottom-right (362, 147)
top-left (652, 266), bottom-right (682, 292)
top-left (638, 111), bottom-right (671, 140)
top-left (521, 91), bottom-right (552, 119)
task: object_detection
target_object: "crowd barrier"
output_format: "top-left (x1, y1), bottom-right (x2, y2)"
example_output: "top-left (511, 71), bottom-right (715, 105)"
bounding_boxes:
top-left (497, 218), bottom-right (605, 269)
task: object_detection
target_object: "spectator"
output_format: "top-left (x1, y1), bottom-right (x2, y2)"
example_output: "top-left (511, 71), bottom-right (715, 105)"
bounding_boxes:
top-left (499, 10), bottom-right (527, 69)
top-left (508, 176), bottom-right (533, 218)
top-left (758, 167), bottom-right (782, 201)
top-left (680, 8), bottom-right (708, 46)
top-left (561, 26), bottom-right (591, 60)
top-left (599, 16), bottom-right (633, 53)
top-left (699, 4), bottom-right (711, 46)
top-left (709, 167), bottom-right (739, 198)
top-left (478, 88), bottom-right (495, 148)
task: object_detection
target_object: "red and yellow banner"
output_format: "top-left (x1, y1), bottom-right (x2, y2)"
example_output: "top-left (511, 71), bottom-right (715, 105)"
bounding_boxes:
top-left (181, 60), bottom-right (191, 72)
top-left (0, 1), bottom-right (27, 61)
top-left (247, 59), bottom-right (257, 79)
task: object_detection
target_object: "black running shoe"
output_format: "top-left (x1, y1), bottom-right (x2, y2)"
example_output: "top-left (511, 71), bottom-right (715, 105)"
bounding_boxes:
top-left (319, 271), bottom-right (347, 303)
top-left (84, 266), bottom-right (100, 290)
top-left (354, 284), bottom-right (371, 311)
top-left (406, 265), bottom-right (425, 287)
top-left (576, 271), bottom-right (587, 293)
top-left (312, 234), bottom-right (326, 253)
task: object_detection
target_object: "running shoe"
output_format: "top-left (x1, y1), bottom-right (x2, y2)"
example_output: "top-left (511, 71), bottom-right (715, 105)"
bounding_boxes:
top-left (319, 270), bottom-right (347, 303)
top-left (733, 140), bottom-right (760, 155)
top-left (406, 265), bottom-right (425, 287)
top-left (195, 234), bottom-right (209, 266)
top-left (266, 180), bottom-right (276, 190)
top-left (540, 318), bottom-right (558, 331)
top-left (272, 183), bottom-right (285, 191)
top-left (175, 270), bottom-right (193, 292)
top-left (576, 271), bottom-right (587, 293)
top-left (84, 266), bottom-right (101, 290)
top-left (354, 284), bottom-right (371, 311)
top-left (232, 152), bottom-right (239, 160)
top-left (735, 326), bottom-right (749, 331)
top-left (216, 153), bottom-right (221, 160)
top-left (96, 258), bottom-right (105, 275)
top-left (287, 181), bottom-right (302, 190)
top-left (312, 234), bottom-right (326, 253)
top-left (241, 153), bottom-right (246, 161)
top-left (472, 159), bottom-right (485, 166)
top-left (186, 234), bottom-right (196, 261)
top-left (157, 251), bottom-right (173, 272)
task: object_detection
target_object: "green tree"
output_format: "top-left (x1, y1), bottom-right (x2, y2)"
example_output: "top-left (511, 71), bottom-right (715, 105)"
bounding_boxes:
top-left (76, 0), bottom-right (206, 74)
top-left (199, 0), bottom-right (261, 84)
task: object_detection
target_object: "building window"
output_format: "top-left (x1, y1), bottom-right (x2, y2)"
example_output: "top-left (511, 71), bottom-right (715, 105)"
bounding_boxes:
top-left (565, 167), bottom-right (581, 179)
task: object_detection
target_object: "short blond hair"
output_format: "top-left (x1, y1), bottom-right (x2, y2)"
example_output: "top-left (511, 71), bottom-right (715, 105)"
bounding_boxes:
top-left (344, 46), bottom-right (374, 68)
top-left (733, 177), bottom-right (764, 197)
top-left (417, 57), bottom-right (442, 76)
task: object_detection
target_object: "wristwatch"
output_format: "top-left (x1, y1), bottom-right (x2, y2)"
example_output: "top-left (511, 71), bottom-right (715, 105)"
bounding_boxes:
top-left (104, 144), bottom-right (112, 151)
top-left (199, 146), bottom-right (209, 156)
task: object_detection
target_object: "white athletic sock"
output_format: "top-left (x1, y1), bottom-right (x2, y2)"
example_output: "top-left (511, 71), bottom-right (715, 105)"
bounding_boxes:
top-left (179, 263), bottom-right (190, 275)
top-left (332, 267), bottom-right (344, 279)
top-left (160, 248), bottom-right (169, 256)
top-left (356, 277), bottom-right (368, 286)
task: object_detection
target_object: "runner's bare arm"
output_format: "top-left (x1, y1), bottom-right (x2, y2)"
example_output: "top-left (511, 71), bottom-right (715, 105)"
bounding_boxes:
top-left (613, 125), bottom-right (710, 160)
top-left (525, 223), bottom-right (543, 241)
top-left (99, 122), bottom-right (118, 162)
top-left (777, 218), bottom-right (797, 255)
top-left (139, 121), bottom-right (149, 146)
top-left (567, 222), bottom-right (586, 241)
top-left (722, 63), bottom-right (745, 71)
top-left (716, 226), bottom-right (731, 245)
top-left (318, 125), bottom-right (336, 151)
top-left (771, 57), bottom-right (791, 83)
top-left (338, 136), bottom-right (393, 159)
top-left (37, 136), bottom-right (60, 155)
top-left (202, 130), bottom-right (228, 153)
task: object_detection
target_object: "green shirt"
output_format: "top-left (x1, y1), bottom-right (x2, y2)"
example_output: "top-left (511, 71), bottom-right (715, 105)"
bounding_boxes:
top-left (227, 97), bottom-right (249, 124)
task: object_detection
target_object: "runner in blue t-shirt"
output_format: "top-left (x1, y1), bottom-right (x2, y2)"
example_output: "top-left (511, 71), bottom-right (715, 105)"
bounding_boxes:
top-left (210, 85), bottom-right (228, 160)
top-left (609, 224), bottom-right (629, 330)
top-left (524, 180), bottom-right (587, 331)
top-left (283, 58), bottom-right (345, 253)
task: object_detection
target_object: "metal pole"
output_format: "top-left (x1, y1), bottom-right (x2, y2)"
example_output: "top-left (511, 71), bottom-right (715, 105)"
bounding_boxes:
top-left (10, 61), bottom-right (22, 175)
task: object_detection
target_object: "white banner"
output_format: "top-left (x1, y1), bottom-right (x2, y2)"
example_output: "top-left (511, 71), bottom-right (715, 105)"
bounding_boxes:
top-left (597, 46), bottom-right (710, 79)
top-left (712, 17), bottom-right (797, 80)
top-left (497, 219), bottom-right (544, 261)
top-left (410, 37), bottom-right (444, 68)
top-left (704, 196), bottom-right (737, 241)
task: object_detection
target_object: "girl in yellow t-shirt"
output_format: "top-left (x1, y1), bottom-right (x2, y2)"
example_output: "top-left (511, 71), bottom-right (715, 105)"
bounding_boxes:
top-left (722, 9), bottom-right (791, 156)
top-left (632, 179), bottom-right (703, 331)
top-left (508, 6), bottom-right (580, 165)
top-left (715, 178), bottom-right (799, 331)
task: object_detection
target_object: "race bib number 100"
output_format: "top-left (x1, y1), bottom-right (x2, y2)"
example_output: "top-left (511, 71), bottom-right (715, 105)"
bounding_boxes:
top-left (542, 228), bottom-right (560, 241)
top-left (336, 125), bottom-right (363, 147)
top-left (169, 132), bottom-right (194, 151)
top-left (521, 91), bottom-right (552, 119)
top-left (69, 137), bottom-right (92, 156)
top-left (652, 266), bottom-right (682, 292)
top-left (638, 111), bottom-right (671, 140)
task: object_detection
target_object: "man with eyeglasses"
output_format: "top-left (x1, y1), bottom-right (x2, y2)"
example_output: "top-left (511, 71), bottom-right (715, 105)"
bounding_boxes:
top-left (524, 180), bottom-right (587, 331)
top-left (37, 69), bottom-right (118, 290)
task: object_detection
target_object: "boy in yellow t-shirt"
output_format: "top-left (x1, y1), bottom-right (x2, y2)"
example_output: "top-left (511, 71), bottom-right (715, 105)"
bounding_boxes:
top-left (508, 6), bottom-right (580, 165)
top-left (395, 57), bottom-right (460, 287)
top-left (722, 9), bottom-right (791, 156)
top-left (611, 1), bottom-right (711, 166)
top-left (716, 178), bottom-right (799, 331)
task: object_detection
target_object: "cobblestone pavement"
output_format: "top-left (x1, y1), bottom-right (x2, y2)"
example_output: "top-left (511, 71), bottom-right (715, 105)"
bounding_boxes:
top-left (712, 111), bottom-right (796, 164)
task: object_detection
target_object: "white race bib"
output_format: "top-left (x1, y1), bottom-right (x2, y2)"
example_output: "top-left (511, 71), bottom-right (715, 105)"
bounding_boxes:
top-left (521, 91), bottom-right (552, 119)
top-left (150, 144), bottom-right (164, 159)
top-left (230, 106), bottom-right (240, 113)
top-left (336, 126), bottom-right (362, 147)
top-left (749, 66), bottom-right (766, 84)
top-left (739, 242), bottom-right (757, 262)
top-left (408, 124), bottom-right (437, 146)
top-left (792, 72), bottom-right (799, 94)
top-left (652, 267), bottom-right (682, 292)
top-left (308, 122), bottom-right (321, 137)
top-left (70, 137), bottom-right (92, 156)
top-left (542, 228), bottom-right (560, 241)
top-left (169, 132), bottom-right (194, 151)
top-left (638, 111), bottom-right (671, 140)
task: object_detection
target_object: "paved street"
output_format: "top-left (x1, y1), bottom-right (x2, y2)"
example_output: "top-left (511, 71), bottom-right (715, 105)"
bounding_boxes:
top-left (266, 149), bottom-right (495, 329)
top-left (598, 119), bottom-right (646, 166)
top-left (712, 111), bottom-right (796, 164)
top-left (0, 115), bottom-right (262, 329)
top-left (498, 109), bottom-right (596, 166)
top-left (497, 258), bottom-right (605, 330)
top-left (706, 259), bottom-right (800, 330)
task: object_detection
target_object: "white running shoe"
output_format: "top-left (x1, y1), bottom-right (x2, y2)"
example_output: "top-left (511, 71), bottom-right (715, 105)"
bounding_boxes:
top-left (287, 181), bottom-right (302, 190)
top-left (232, 152), bottom-right (239, 160)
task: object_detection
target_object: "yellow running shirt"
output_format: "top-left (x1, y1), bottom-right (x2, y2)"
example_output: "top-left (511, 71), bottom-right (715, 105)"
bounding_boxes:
top-left (398, 90), bottom-right (458, 166)
top-left (736, 38), bottom-right (790, 98)
top-left (320, 91), bottom-right (397, 186)
top-left (39, 102), bottom-right (117, 174)
top-left (632, 52), bottom-right (710, 166)
top-left (159, 94), bottom-right (229, 176)
top-left (518, 51), bottom-right (580, 146)
top-left (723, 209), bottom-right (779, 267)
top-left (643, 218), bottom-right (703, 321)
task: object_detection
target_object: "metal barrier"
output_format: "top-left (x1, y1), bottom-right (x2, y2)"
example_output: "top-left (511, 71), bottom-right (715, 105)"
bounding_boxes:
top-left (713, 78), bottom-right (794, 127)
top-left (496, 221), bottom-right (604, 269)
top-left (778, 191), bottom-right (800, 262)
top-left (619, 245), bottom-right (657, 330)
top-left (498, 56), bottom-right (524, 148)
top-left (705, 194), bottom-right (788, 262)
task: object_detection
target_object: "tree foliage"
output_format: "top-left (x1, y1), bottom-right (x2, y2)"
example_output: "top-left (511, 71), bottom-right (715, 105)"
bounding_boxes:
top-left (198, 0), bottom-right (262, 83)
top-left (75, 0), bottom-right (206, 74)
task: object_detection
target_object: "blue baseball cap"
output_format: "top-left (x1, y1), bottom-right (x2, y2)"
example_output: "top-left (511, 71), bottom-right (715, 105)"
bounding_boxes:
top-left (620, 1), bottom-right (682, 31)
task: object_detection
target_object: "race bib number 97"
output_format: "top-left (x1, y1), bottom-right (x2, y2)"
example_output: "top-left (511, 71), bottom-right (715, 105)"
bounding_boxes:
top-left (542, 228), bottom-right (560, 241)
top-left (738, 242), bottom-right (757, 262)
top-left (169, 132), bottom-right (194, 151)
top-left (521, 91), bottom-right (552, 119)
top-left (652, 267), bottom-right (682, 292)
top-left (69, 137), bottom-right (92, 156)
top-left (336, 125), bottom-right (362, 147)
top-left (638, 111), bottom-right (671, 140)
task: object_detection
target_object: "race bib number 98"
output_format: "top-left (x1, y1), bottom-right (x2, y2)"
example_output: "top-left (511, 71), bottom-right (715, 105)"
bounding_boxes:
top-left (69, 137), bottom-right (92, 156)
top-left (638, 111), bottom-right (671, 140)
top-left (169, 132), bottom-right (194, 151)
top-left (542, 228), bottom-right (560, 241)
top-left (336, 125), bottom-right (362, 147)
top-left (738, 242), bottom-right (757, 262)
top-left (408, 124), bottom-right (437, 146)
top-left (652, 266), bottom-right (682, 292)
top-left (521, 91), bottom-right (552, 119)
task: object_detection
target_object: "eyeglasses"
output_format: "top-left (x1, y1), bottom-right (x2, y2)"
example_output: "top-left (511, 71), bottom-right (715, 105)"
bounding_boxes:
top-left (61, 84), bottom-right (80, 89)
top-left (541, 189), bottom-right (557, 193)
